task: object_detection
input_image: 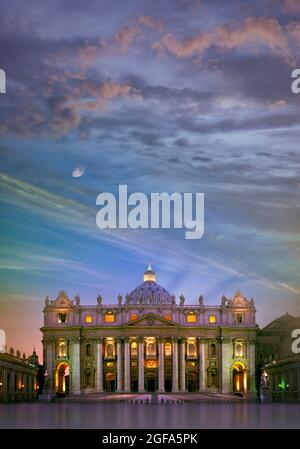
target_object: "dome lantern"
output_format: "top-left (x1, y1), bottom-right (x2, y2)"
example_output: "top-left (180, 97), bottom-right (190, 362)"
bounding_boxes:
top-left (143, 264), bottom-right (156, 282)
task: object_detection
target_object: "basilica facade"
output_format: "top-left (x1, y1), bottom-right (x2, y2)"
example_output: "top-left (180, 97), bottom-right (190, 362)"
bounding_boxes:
top-left (41, 266), bottom-right (257, 398)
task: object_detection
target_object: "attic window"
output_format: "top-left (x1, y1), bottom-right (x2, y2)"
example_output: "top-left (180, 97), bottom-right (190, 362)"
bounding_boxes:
top-left (186, 312), bottom-right (196, 323)
top-left (58, 313), bottom-right (67, 324)
top-left (235, 312), bottom-right (243, 324)
top-left (105, 311), bottom-right (115, 323)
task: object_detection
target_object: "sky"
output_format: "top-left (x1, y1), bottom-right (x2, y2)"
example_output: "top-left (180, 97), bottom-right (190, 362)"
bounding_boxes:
top-left (0, 0), bottom-right (300, 359)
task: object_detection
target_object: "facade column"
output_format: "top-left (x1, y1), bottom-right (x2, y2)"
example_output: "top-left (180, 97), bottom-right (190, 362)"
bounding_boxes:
top-left (158, 338), bottom-right (165, 393)
top-left (199, 337), bottom-right (207, 391)
top-left (117, 338), bottom-right (123, 392)
top-left (221, 336), bottom-right (231, 394)
top-left (248, 339), bottom-right (257, 399)
top-left (138, 338), bottom-right (145, 392)
top-left (172, 338), bottom-right (179, 392)
top-left (96, 338), bottom-right (103, 392)
top-left (124, 338), bottom-right (131, 392)
top-left (71, 337), bottom-right (81, 396)
top-left (180, 339), bottom-right (186, 392)
top-left (45, 338), bottom-right (54, 394)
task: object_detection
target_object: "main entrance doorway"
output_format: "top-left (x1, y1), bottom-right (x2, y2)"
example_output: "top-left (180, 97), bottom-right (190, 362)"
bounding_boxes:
top-left (232, 362), bottom-right (247, 395)
top-left (56, 362), bottom-right (70, 397)
top-left (146, 371), bottom-right (157, 392)
top-left (105, 371), bottom-right (116, 392)
top-left (187, 371), bottom-right (198, 392)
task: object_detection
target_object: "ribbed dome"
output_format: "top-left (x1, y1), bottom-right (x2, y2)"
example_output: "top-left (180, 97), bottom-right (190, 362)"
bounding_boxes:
top-left (128, 266), bottom-right (173, 305)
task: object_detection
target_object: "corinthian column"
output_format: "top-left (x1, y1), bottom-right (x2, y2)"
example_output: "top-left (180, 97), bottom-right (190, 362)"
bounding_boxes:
top-left (124, 338), bottom-right (131, 392)
top-left (172, 338), bottom-right (179, 392)
top-left (96, 338), bottom-right (103, 392)
top-left (180, 339), bottom-right (186, 392)
top-left (138, 338), bottom-right (145, 392)
top-left (158, 338), bottom-right (165, 393)
top-left (199, 337), bottom-right (206, 391)
top-left (71, 337), bottom-right (81, 396)
top-left (117, 338), bottom-right (123, 392)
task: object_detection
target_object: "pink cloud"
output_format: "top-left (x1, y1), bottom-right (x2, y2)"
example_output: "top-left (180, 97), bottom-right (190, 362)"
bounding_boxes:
top-left (115, 26), bottom-right (144, 53)
top-left (136, 15), bottom-right (165, 32)
top-left (282, 0), bottom-right (300, 13)
top-left (155, 17), bottom-right (293, 63)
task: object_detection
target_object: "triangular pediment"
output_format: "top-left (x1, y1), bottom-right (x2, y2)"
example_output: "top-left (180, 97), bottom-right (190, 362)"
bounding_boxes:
top-left (229, 291), bottom-right (249, 308)
top-left (54, 290), bottom-right (73, 308)
top-left (125, 313), bottom-right (177, 327)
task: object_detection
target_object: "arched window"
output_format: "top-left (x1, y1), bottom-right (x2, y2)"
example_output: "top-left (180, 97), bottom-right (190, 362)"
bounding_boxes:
top-left (86, 343), bottom-right (92, 356)
top-left (107, 342), bottom-right (114, 357)
top-left (187, 342), bottom-right (196, 357)
top-left (147, 342), bottom-right (156, 356)
top-left (235, 341), bottom-right (244, 358)
top-left (131, 341), bottom-right (138, 356)
top-left (210, 343), bottom-right (216, 357)
top-left (165, 342), bottom-right (172, 356)
top-left (57, 341), bottom-right (68, 358)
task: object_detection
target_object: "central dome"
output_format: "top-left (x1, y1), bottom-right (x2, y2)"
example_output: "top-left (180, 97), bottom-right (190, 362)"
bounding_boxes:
top-left (128, 265), bottom-right (173, 305)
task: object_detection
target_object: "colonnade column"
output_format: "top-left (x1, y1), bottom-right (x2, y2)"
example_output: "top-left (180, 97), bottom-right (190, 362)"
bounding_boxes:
top-left (96, 338), bottom-right (103, 392)
top-left (158, 338), bottom-right (165, 393)
top-left (180, 338), bottom-right (186, 392)
top-left (248, 339), bottom-right (256, 399)
top-left (138, 338), bottom-right (145, 392)
top-left (117, 338), bottom-right (123, 392)
top-left (199, 337), bottom-right (207, 391)
top-left (124, 338), bottom-right (131, 392)
top-left (172, 338), bottom-right (179, 392)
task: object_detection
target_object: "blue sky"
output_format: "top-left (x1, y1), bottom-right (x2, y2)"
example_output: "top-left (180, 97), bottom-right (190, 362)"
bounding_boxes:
top-left (0, 0), bottom-right (300, 356)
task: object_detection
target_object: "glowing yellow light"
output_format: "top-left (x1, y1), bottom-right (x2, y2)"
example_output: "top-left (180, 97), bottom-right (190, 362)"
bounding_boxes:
top-left (187, 313), bottom-right (196, 323)
top-left (165, 314), bottom-right (171, 321)
top-left (209, 315), bottom-right (216, 324)
top-left (85, 315), bottom-right (93, 323)
top-left (105, 314), bottom-right (115, 323)
top-left (130, 314), bottom-right (138, 321)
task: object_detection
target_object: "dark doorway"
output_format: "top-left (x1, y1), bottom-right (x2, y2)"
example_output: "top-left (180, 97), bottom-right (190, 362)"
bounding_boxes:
top-left (105, 371), bottom-right (116, 392)
top-left (146, 371), bottom-right (157, 392)
top-left (187, 371), bottom-right (198, 392)
top-left (131, 378), bottom-right (138, 392)
top-left (165, 377), bottom-right (172, 392)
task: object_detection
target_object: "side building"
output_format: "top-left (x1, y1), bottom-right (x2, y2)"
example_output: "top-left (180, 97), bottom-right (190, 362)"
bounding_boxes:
top-left (0, 349), bottom-right (39, 402)
top-left (41, 266), bottom-right (257, 398)
top-left (257, 313), bottom-right (300, 402)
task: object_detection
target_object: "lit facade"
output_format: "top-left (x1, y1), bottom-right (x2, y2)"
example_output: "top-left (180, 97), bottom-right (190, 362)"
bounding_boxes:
top-left (0, 350), bottom-right (39, 402)
top-left (41, 266), bottom-right (257, 397)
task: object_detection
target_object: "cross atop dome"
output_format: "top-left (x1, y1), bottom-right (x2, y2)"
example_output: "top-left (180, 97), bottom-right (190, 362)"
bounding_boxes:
top-left (143, 264), bottom-right (156, 282)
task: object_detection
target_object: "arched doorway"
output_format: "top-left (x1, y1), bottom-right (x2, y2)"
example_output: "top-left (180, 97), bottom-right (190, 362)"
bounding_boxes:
top-left (105, 371), bottom-right (116, 392)
top-left (232, 362), bottom-right (247, 395)
top-left (56, 363), bottom-right (70, 397)
top-left (146, 371), bottom-right (157, 392)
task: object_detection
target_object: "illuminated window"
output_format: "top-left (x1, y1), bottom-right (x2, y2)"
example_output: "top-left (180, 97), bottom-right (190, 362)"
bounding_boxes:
top-left (187, 342), bottom-right (196, 357)
top-left (235, 341), bottom-right (244, 358)
top-left (210, 343), bottom-right (216, 357)
top-left (186, 312), bottom-right (197, 323)
top-left (106, 342), bottom-right (115, 357)
top-left (209, 315), bottom-right (216, 324)
top-left (58, 313), bottom-right (67, 324)
top-left (147, 341), bottom-right (156, 356)
top-left (165, 342), bottom-right (172, 356)
top-left (235, 313), bottom-right (243, 324)
top-left (86, 343), bottom-right (92, 356)
top-left (85, 315), bottom-right (93, 324)
top-left (57, 341), bottom-right (68, 358)
top-left (105, 312), bottom-right (115, 323)
top-left (130, 314), bottom-right (138, 321)
top-left (131, 341), bottom-right (138, 356)
top-left (165, 314), bottom-right (171, 321)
